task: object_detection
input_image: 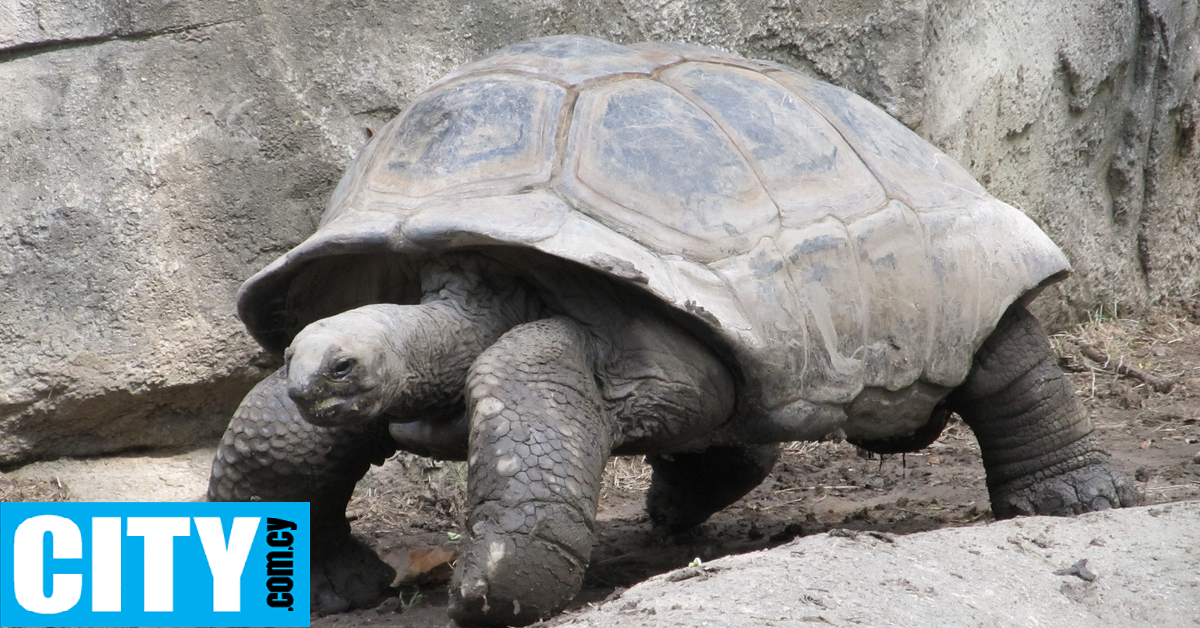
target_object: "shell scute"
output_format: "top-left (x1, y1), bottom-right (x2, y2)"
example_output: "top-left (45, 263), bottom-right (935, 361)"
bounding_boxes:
top-left (660, 63), bottom-right (887, 225)
top-left (768, 67), bottom-right (986, 209)
top-left (563, 79), bottom-right (778, 263)
top-left (773, 218), bottom-right (868, 396)
top-left (843, 201), bottom-right (936, 389)
top-left (628, 41), bottom-right (783, 73)
top-left (917, 206), bottom-right (986, 384)
top-left (373, 75), bottom-right (564, 201)
top-left (400, 191), bottom-right (569, 249)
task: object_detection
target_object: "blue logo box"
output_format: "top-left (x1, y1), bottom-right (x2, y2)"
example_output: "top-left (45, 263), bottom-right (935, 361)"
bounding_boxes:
top-left (0, 502), bottom-right (309, 627)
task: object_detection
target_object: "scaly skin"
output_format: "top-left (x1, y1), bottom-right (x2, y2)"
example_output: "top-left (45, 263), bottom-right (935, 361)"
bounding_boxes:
top-left (285, 258), bottom-right (541, 428)
top-left (207, 368), bottom-right (398, 613)
top-left (449, 318), bottom-right (613, 626)
top-left (948, 305), bottom-right (1141, 517)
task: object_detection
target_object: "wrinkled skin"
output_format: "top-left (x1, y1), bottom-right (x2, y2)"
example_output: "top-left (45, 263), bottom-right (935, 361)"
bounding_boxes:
top-left (208, 254), bottom-right (1139, 627)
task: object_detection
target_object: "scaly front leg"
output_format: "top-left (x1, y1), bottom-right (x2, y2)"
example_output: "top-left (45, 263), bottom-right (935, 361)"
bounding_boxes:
top-left (449, 318), bottom-right (613, 627)
top-left (208, 368), bottom-right (397, 613)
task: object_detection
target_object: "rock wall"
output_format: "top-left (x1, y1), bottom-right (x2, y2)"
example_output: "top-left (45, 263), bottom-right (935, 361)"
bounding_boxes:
top-left (920, 0), bottom-right (1200, 325)
top-left (2, 0), bottom-right (1197, 465)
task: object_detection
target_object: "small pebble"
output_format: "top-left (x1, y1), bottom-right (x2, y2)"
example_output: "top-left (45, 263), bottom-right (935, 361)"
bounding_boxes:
top-left (1054, 558), bottom-right (1097, 582)
top-left (374, 597), bottom-right (400, 614)
top-left (667, 566), bottom-right (703, 582)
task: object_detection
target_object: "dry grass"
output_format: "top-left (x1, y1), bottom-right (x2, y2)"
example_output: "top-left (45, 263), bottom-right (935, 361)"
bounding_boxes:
top-left (601, 455), bottom-right (653, 498)
top-left (0, 474), bottom-right (72, 502)
top-left (349, 453), bottom-right (468, 533)
top-left (1050, 306), bottom-right (1200, 403)
top-left (783, 440), bottom-right (823, 455)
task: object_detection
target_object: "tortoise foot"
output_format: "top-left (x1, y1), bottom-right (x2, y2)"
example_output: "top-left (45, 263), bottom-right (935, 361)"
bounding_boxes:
top-left (447, 503), bottom-right (588, 626)
top-left (311, 535), bottom-right (396, 615)
top-left (990, 462), bottom-right (1142, 519)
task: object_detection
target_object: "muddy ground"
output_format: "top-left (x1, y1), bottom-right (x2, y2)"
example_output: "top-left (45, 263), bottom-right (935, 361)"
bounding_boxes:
top-left (4, 307), bottom-right (1200, 627)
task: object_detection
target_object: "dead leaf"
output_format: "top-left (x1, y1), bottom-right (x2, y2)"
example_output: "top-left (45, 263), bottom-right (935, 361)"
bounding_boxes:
top-left (384, 546), bottom-right (458, 587)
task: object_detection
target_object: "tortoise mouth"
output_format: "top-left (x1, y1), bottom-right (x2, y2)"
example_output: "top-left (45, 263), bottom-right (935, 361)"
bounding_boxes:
top-left (298, 396), bottom-right (355, 426)
top-left (292, 389), bottom-right (379, 427)
top-left (310, 396), bottom-right (345, 413)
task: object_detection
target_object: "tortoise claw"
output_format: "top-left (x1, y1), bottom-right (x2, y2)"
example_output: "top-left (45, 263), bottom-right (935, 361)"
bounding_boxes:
top-left (989, 462), bottom-right (1142, 519)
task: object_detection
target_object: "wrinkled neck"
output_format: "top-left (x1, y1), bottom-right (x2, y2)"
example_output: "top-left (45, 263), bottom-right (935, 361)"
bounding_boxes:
top-left (379, 258), bottom-right (544, 418)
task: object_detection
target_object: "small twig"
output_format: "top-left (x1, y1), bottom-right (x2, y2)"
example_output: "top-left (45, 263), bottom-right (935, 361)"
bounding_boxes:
top-left (1080, 345), bottom-right (1176, 393)
top-left (777, 485), bottom-right (860, 494)
top-left (761, 497), bottom-right (809, 510)
top-left (592, 552), bottom-right (657, 567)
top-left (1145, 484), bottom-right (1200, 492)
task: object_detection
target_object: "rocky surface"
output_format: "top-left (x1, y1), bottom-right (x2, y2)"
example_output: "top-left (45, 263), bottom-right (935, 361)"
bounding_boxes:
top-left (3, 0), bottom-right (1199, 463)
top-left (553, 501), bottom-right (1200, 628)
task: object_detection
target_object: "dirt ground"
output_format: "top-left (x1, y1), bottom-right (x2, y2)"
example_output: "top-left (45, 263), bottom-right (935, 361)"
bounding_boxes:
top-left (4, 306), bottom-right (1200, 627)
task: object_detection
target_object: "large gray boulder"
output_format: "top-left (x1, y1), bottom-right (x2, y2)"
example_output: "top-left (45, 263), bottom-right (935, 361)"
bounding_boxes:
top-left (3, 0), bottom-right (1198, 465)
top-left (557, 501), bottom-right (1200, 627)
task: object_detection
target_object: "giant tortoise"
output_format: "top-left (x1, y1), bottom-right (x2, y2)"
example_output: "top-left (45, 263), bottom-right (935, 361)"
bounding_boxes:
top-left (208, 35), bottom-right (1140, 626)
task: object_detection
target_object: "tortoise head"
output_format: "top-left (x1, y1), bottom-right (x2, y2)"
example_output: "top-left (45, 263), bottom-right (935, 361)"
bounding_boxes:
top-left (284, 306), bottom-right (401, 427)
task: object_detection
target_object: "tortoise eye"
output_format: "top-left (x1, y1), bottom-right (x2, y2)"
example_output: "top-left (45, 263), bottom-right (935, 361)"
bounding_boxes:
top-left (329, 358), bottom-right (355, 379)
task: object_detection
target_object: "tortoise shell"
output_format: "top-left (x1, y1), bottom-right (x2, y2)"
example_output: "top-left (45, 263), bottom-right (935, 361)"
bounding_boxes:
top-left (238, 35), bottom-right (1068, 429)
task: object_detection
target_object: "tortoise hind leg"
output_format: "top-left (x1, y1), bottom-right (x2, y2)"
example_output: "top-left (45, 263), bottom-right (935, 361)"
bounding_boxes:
top-left (645, 444), bottom-right (780, 533)
top-left (208, 367), bottom-right (398, 613)
top-left (947, 305), bottom-right (1141, 518)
